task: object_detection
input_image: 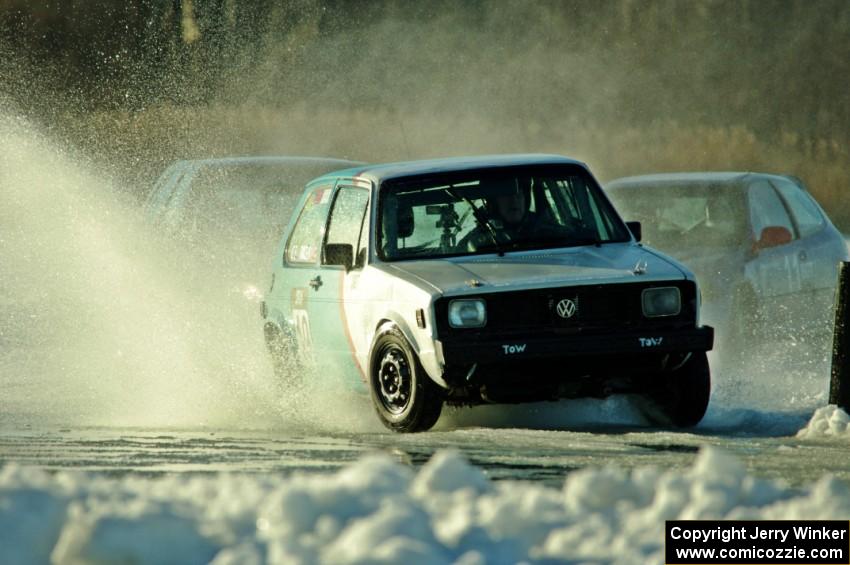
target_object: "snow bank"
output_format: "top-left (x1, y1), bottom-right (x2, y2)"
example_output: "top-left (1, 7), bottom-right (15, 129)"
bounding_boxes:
top-left (2, 448), bottom-right (850, 564)
top-left (796, 405), bottom-right (850, 439)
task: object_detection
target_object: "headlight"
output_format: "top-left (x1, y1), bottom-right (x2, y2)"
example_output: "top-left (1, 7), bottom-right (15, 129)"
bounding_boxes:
top-left (642, 287), bottom-right (681, 317)
top-left (448, 299), bottom-right (487, 328)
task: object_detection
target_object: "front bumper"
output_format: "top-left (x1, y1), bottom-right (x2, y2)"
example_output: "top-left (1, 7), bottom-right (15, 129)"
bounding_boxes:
top-left (438, 325), bottom-right (714, 366)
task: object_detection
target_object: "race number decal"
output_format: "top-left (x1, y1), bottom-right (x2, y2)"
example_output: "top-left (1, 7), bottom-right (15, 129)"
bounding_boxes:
top-left (291, 288), bottom-right (313, 360)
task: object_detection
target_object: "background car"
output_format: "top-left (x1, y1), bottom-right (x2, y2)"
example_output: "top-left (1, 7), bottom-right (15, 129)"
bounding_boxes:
top-left (145, 156), bottom-right (361, 244)
top-left (144, 156), bottom-right (362, 290)
top-left (604, 172), bottom-right (849, 364)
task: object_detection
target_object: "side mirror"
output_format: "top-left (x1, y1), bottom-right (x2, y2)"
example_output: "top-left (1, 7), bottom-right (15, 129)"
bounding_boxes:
top-left (753, 226), bottom-right (792, 253)
top-left (626, 221), bottom-right (642, 242)
top-left (323, 243), bottom-right (354, 271)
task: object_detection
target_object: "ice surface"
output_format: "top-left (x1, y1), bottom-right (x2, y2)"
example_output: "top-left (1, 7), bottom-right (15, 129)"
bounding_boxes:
top-left (2, 447), bottom-right (850, 564)
top-left (796, 405), bottom-right (850, 439)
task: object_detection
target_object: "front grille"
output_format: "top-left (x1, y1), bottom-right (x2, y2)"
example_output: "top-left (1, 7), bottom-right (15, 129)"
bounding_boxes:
top-left (434, 280), bottom-right (697, 338)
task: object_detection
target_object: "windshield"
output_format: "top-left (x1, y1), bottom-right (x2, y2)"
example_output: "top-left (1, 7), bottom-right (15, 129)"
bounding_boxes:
top-left (606, 183), bottom-right (747, 253)
top-left (378, 166), bottom-right (631, 261)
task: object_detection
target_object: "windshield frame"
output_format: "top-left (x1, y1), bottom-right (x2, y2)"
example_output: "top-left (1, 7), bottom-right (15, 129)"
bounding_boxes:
top-left (375, 164), bottom-right (632, 262)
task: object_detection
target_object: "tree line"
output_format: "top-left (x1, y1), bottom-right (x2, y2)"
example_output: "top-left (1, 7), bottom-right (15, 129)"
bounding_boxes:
top-left (1, 0), bottom-right (847, 152)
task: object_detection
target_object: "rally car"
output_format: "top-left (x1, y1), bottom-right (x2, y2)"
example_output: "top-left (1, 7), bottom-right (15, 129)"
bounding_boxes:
top-left (261, 155), bottom-right (714, 432)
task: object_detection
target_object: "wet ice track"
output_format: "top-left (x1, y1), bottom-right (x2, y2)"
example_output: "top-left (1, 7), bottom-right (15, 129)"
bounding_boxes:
top-left (2, 399), bottom-right (850, 563)
top-left (1, 411), bottom-right (848, 487)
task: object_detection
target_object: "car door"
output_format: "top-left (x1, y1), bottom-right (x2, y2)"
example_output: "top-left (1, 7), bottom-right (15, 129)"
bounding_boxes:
top-left (770, 177), bottom-right (842, 333)
top-left (744, 178), bottom-right (803, 316)
top-left (770, 177), bottom-right (835, 292)
top-left (311, 185), bottom-right (371, 389)
top-left (274, 183), bottom-right (335, 367)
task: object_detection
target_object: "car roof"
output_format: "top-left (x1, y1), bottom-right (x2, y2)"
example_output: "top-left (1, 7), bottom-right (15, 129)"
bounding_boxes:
top-left (179, 156), bottom-right (362, 169)
top-left (605, 171), bottom-right (795, 189)
top-left (310, 154), bottom-right (587, 186)
top-left (148, 156), bottom-right (364, 207)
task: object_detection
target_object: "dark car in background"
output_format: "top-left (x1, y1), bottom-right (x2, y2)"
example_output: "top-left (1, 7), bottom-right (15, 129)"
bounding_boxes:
top-left (144, 156), bottom-right (362, 297)
top-left (605, 172), bottom-right (849, 363)
top-left (145, 156), bottom-right (361, 244)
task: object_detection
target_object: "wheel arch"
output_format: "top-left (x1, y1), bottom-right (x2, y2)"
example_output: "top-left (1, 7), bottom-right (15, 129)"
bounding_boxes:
top-left (369, 317), bottom-right (448, 389)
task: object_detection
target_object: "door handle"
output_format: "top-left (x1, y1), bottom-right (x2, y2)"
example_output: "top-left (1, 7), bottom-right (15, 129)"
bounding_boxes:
top-left (309, 275), bottom-right (323, 291)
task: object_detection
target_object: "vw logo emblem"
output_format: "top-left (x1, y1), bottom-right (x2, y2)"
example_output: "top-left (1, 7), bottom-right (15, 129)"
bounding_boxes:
top-left (556, 298), bottom-right (577, 319)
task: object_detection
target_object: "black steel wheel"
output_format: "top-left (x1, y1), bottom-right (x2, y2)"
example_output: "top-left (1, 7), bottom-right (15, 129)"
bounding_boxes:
top-left (376, 347), bottom-right (413, 415)
top-left (643, 351), bottom-right (711, 428)
top-left (369, 327), bottom-right (443, 432)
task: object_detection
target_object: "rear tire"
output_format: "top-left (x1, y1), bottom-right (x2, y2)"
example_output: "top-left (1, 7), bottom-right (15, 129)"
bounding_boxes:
top-left (369, 328), bottom-right (443, 432)
top-left (265, 325), bottom-right (300, 382)
top-left (643, 351), bottom-right (711, 428)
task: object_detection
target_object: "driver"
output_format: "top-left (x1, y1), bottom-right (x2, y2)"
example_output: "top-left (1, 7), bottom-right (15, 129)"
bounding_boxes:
top-left (492, 179), bottom-right (533, 233)
top-left (460, 177), bottom-right (556, 250)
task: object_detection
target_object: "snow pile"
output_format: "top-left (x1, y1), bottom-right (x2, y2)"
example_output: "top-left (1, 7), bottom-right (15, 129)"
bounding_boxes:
top-left (796, 405), bottom-right (850, 439)
top-left (2, 448), bottom-right (850, 564)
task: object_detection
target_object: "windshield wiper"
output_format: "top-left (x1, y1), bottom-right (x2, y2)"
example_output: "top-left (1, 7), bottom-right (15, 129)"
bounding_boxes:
top-left (569, 235), bottom-right (603, 247)
top-left (563, 224), bottom-right (605, 247)
top-left (445, 186), bottom-right (506, 256)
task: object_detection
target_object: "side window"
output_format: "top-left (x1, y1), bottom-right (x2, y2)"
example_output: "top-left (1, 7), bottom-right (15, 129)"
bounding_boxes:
top-left (747, 180), bottom-right (795, 240)
top-left (771, 178), bottom-right (825, 238)
top-left (285, 186), bottom-right (333, 264)
top-left (324, 187), bottom-right (370, 268)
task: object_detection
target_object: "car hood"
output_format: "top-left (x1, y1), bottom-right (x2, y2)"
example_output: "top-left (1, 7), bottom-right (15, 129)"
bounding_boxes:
top-left (383, 244), bottom-right (688, 295)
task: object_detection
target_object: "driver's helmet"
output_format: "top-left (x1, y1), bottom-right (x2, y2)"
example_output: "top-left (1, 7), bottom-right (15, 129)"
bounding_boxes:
top-left (483, 176), bottom-right (532, 226)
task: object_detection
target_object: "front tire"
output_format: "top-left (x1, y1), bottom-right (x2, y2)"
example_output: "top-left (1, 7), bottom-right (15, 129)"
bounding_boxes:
top-left (643, 351), bottom-right (711, 427)
top-left (369, 328), bottom-right (443, 432)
